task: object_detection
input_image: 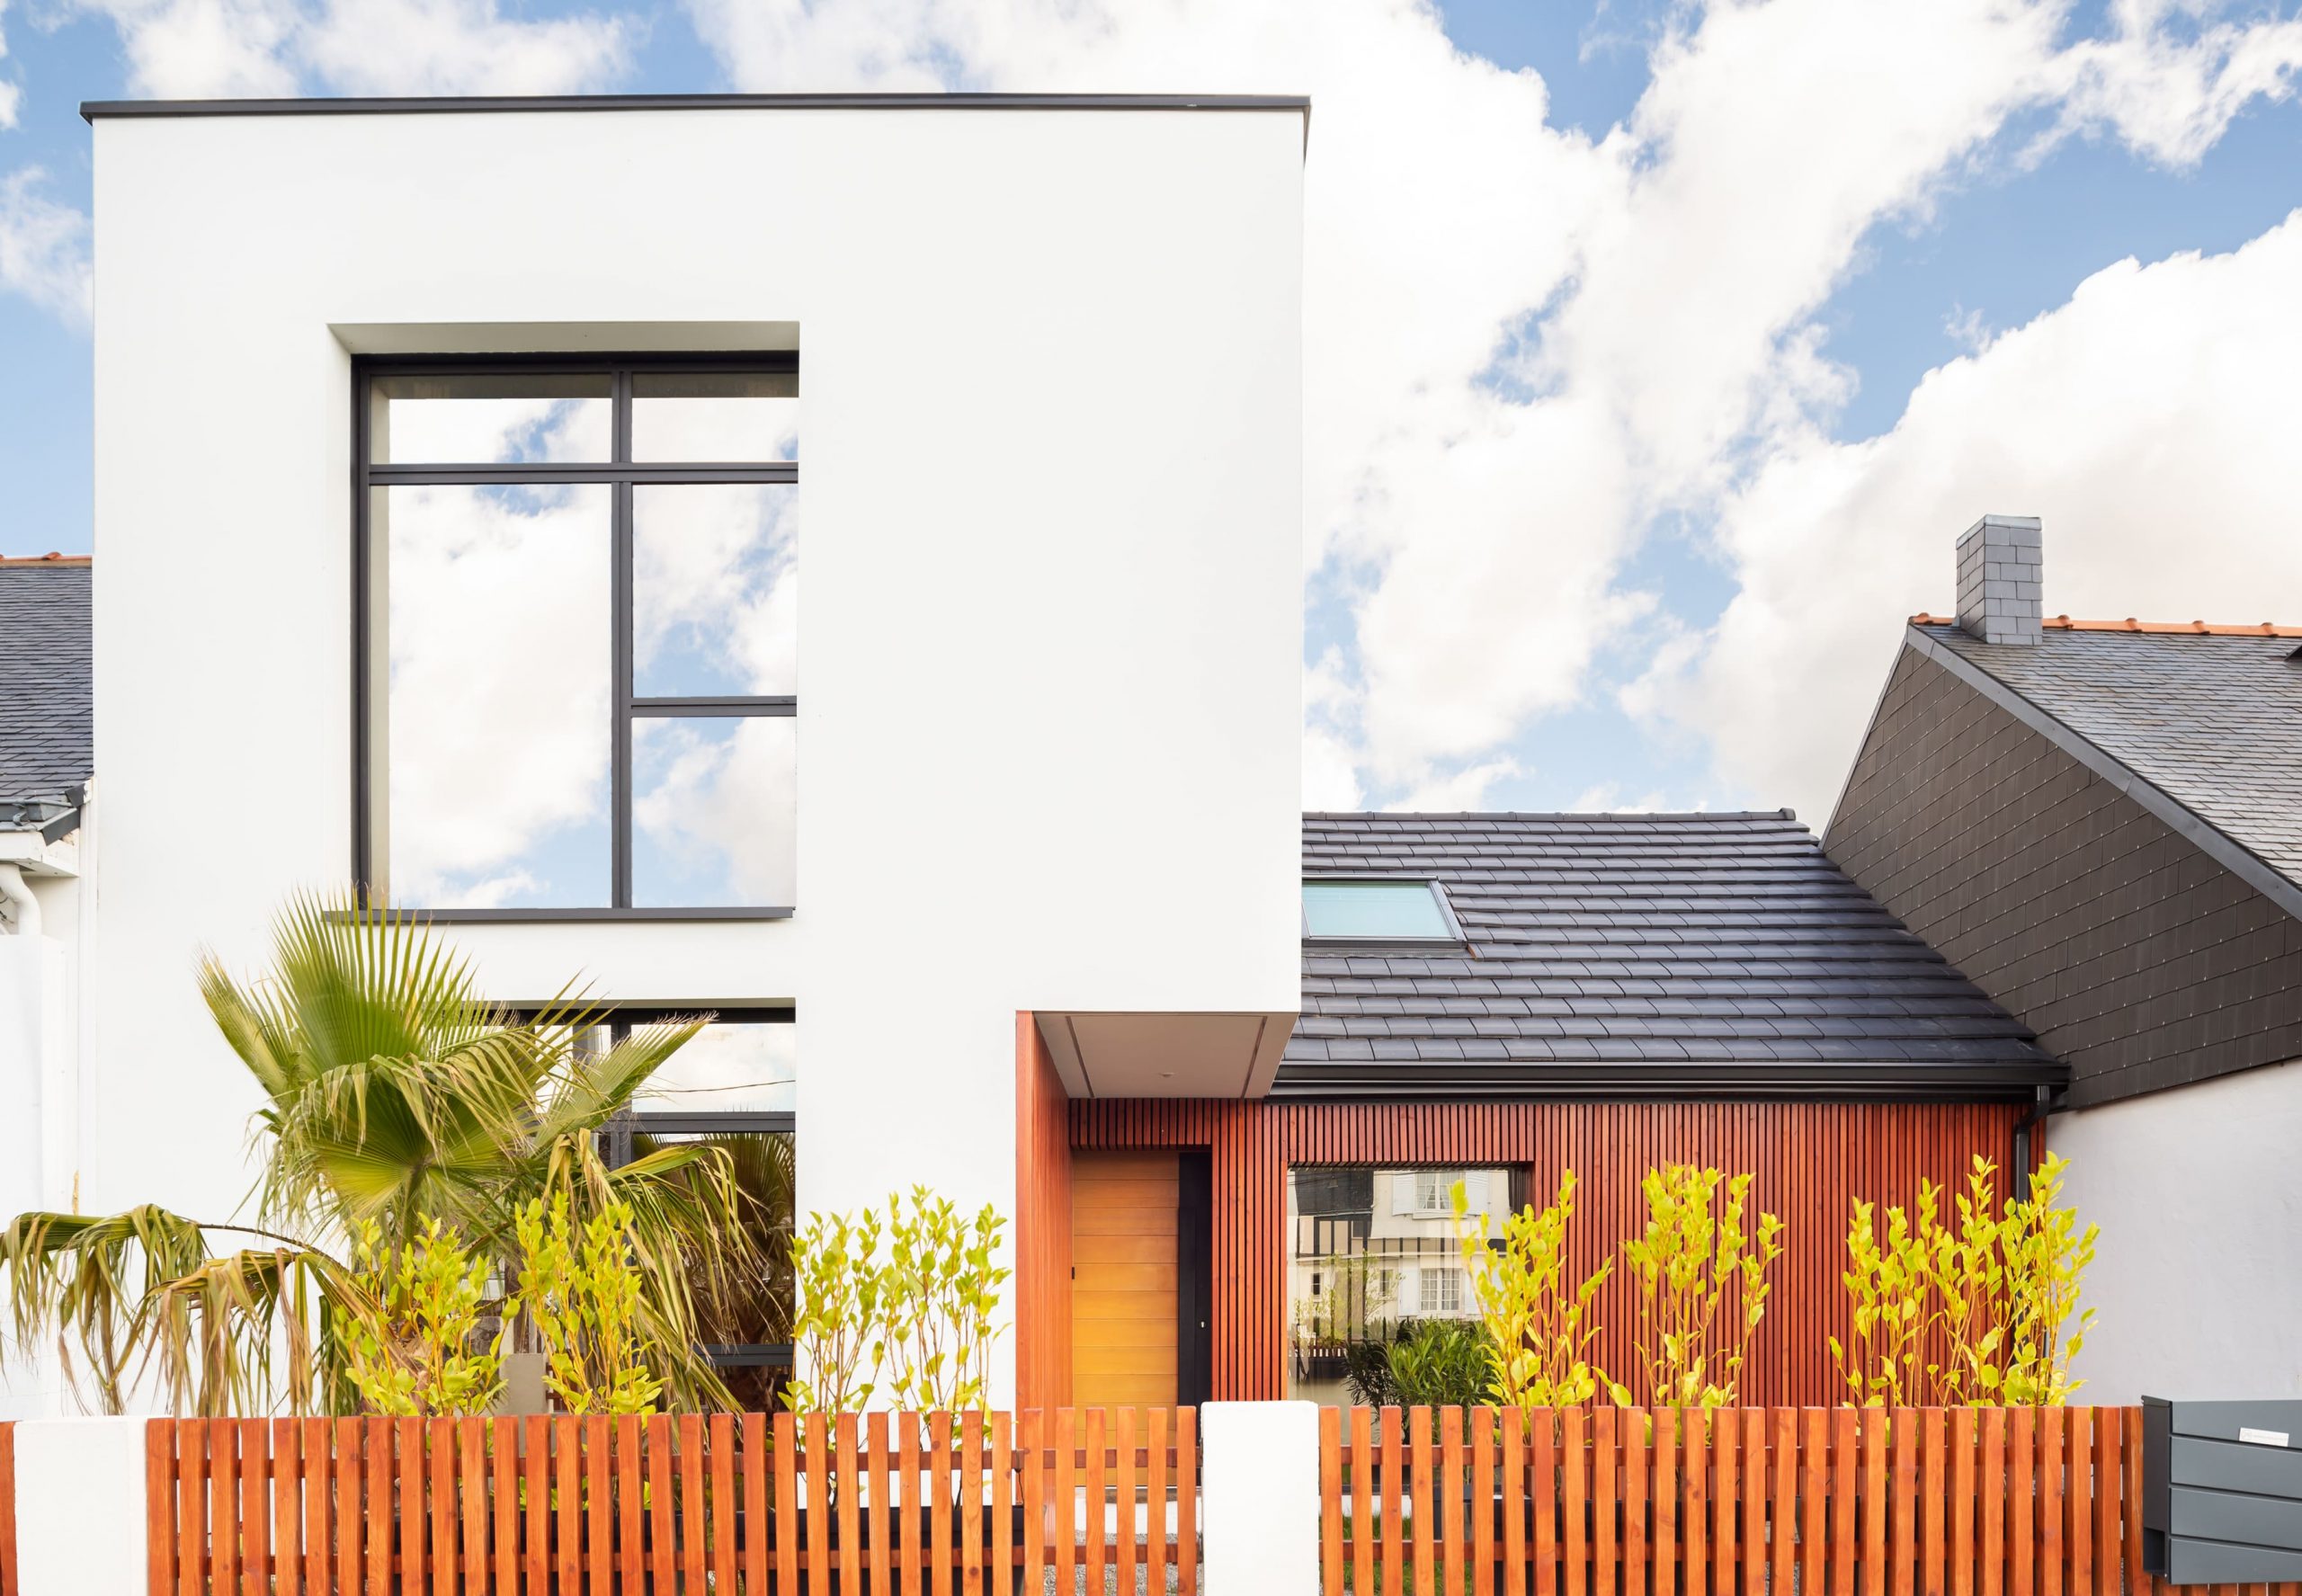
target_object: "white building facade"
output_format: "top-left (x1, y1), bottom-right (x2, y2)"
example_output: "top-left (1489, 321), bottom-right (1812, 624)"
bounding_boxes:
top-left (34, 94), bottom-right (1307, 1413)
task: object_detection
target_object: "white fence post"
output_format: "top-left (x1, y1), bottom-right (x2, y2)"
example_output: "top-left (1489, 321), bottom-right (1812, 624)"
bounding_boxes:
top-left (1200, 1400), bottom-right (1320, 1594)
top-left (13, 1418), bottom-right (150, 1596)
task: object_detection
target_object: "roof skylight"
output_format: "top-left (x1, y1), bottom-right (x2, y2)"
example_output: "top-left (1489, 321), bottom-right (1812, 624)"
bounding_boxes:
top-left (1301, 878), bottom-right (1459, 941)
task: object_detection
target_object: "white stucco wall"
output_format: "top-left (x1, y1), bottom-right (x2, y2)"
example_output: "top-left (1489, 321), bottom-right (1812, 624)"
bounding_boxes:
top-left (2051, 1058), bottom-right (2302, 1404)
top-left (77, 103), bottom-right (1305, 1405)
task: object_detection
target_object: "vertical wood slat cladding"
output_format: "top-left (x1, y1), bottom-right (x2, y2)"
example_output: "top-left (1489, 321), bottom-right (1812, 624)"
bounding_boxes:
top-left (1071, 1098), bottom-right (2025, 1404)
top-left (1013, 1015), bottom-right (1074, 1409)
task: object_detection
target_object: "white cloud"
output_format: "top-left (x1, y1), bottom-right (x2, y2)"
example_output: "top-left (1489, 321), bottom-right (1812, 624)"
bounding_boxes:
top-left (1388, 754), bottom-right (1523, 812)
top-left (60, 0), bottom-right (633, 98)
top-left (0, 168), bottom-right (92, 324)
top-left (679, 0), bottom-right (2302, 816)
top-left (1681, 211), bottom-right (2302, 821)
top-left (0, 0), bottom-right (20, 130)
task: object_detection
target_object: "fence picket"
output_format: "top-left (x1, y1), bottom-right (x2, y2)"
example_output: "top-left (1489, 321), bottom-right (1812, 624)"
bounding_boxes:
top-left (1441, 1405), bottom-right (1465, 1596)
top-left (1410, 1407), bottom-right (1436, 1596)
top-left (1019, 1411), bottom-right (1044, 1596)
top-left (1178, 1406), bottom-right (1200, 1596)
top-left (1892, 1408), bottom-right (1916, 1596)
top-left (1082, 1407), bottom-right (1104, 1595)
top-left (2063, 1409), bottom-right (2087, 1596)
top-left (1547, 1409), bottom-right (1565, 1593)
top-left (1520, 1408), bottom-right (1542, 1596)
top-left (1687, 1411), bottom-right (1708, 1596)
top-left (1533, 1411), bottom-right (1557, 1596)
top-left (1655, 1410), bottom-right (1678, 1596)
top-left (1590, 1406), bottom-right (1614, 1596)
top-left (839, 1413), bottom-right (864, 1596)
top-left (2038, 1408), bottom-right (2063, 1596)
top-left (774, 1413), bottom-right (800, 1596)
top-left (1145, 1410), bottom-right (1168, 1596)
top-left (1716, 1407), bottom-right (1738, 1596)
top-left (1382, 1407), bottom-right (1405, 1596)
top-left (992, 1413), bottom-right (1015, 1596)
top-left (743, 1413), bottom-right (769, 1596)
top-left (869, 1412), bottom-right (893, 1596)
top-left (2096, 1408), bottom-right (2121, 1596)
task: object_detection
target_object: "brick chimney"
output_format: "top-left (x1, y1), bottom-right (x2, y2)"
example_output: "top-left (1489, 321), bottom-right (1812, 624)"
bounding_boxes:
top-left (1955, 514), bottom-right (2043, 646)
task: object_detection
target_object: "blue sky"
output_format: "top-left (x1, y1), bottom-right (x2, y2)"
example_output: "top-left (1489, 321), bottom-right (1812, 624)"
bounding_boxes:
top-left (4, 0), bottom-right (2300, 825)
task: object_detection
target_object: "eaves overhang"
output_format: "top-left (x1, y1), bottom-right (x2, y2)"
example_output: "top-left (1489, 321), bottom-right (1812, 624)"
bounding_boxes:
top-left (1892, 625), bottom-right (2302, 930)
top-left (1265, 1057), bottom-right (2066, 1104)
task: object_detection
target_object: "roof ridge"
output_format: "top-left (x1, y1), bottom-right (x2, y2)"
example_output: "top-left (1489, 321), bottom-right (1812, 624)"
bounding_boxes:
top-left (1911, 612), bottom-right (2302, 638)
top-left (0, 554), bottom-right (91, 567)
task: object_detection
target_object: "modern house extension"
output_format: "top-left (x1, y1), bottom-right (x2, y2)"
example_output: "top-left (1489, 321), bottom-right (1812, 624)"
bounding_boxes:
top-left (1019, 809), bottom-right (2063, 1411)
top-left (1825, 515), bottom-right (2302, 1402)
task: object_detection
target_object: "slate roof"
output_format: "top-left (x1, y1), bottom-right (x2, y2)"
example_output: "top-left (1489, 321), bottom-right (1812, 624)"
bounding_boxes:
top-left (1917, 620), bottom-right (2302, 892)
top-left (0, 557), bottom-right (94, 805)
top-left (1279, 810), bottom-right (2060, 1100)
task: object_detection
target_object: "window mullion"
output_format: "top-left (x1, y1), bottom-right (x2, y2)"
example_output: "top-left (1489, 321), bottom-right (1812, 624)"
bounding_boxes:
top-left (612, 369), bottom-right (635, 909)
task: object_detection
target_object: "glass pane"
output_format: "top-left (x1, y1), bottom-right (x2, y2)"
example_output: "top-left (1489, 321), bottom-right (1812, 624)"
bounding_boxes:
top-left (633, 1021), bottom-right (796, 1114)
top-left (1301, 880), bottom-right (1453, 939)
top-left (633, 485), bottom-right (798, 698)
top-left (628, 1126), bottom-right (794, 1360)
top-left (381, 483), bottom-right (611, 907)
top-left (1285, 1164), bottom-right (1510, 1403)
top-left (632, 716), bottom-right (796, 907)
top-left (633, 370), bottom-right (799, 462)
top-left (371, 372), bottom-right (611, 464)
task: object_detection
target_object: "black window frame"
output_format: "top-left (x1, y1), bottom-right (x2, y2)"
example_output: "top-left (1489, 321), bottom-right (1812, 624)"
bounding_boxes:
top-left (1299, 873), bottom-right (1468, 949)
top-left (352, 352), bottom-right (801, 921)
top-left (586, 1005), bottom-right (798, 1382)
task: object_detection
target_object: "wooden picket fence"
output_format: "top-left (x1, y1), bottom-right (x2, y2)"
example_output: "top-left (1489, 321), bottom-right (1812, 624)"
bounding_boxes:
top-left (1318, 1404), bottom-right (2272, 1596)
top-left (147, 1406), bottom-right (1196, 1594)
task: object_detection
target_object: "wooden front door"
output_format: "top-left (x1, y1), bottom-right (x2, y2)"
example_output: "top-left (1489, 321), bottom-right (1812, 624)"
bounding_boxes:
top-left (1068, 1149), bottom-right (1179, 1407)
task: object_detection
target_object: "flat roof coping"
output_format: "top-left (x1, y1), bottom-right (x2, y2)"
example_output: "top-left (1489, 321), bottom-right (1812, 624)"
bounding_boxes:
top-left (82, 92), bottom-right (1312, 122)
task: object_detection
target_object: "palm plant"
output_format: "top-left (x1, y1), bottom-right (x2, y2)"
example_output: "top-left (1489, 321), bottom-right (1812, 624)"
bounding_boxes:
top-left (1, 892), bottom-right (763, 1415)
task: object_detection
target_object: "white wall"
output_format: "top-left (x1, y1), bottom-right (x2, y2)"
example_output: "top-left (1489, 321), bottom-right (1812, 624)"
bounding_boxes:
top-left (2051, 1059), bottom-right (2302, 1404)
top-left (82, 103), bottom-right (1305, 1405)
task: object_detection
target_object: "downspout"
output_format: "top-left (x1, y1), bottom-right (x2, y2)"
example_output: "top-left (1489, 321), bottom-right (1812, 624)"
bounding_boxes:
top-left (2011, 1083), bottom-right (2049, 1203)
top-left (0, 860), bottom-right (39, 938)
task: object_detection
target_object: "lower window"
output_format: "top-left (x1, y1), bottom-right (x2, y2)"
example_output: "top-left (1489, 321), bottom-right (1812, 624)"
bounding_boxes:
top-left (1284, 1164), bottom-right (1512, 1403)
top-left (595, 1012), bottom-right (796, 1408)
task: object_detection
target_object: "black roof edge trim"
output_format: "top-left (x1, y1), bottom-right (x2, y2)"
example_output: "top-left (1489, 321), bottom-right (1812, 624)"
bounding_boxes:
top-left (1266, 1061), bottom-right (2067, 1103)
top-left (1306, 808), bottom-right (1800, 824)
top-left (83, 92), bottom-right (1312, 121)
top-left (1266, 1082), bottom-right (2054, 1105)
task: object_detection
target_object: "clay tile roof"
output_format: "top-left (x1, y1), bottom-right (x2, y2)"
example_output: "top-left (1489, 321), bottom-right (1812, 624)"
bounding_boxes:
top-left (1280, 810), bottom-right (2059, 1100)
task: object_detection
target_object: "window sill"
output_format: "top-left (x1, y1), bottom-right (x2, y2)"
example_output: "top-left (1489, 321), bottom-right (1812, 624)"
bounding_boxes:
top-left (334, 906), bottom-right (795, 923)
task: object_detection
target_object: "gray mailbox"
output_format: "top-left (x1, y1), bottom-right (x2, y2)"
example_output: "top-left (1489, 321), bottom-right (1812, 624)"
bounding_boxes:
top-left (2145, 1397), bottom-right (2302, 1584)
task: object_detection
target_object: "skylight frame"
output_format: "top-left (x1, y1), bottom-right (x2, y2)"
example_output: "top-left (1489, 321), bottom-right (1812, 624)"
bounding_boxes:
top-left (1299, 874), bottom-right (1468, 947)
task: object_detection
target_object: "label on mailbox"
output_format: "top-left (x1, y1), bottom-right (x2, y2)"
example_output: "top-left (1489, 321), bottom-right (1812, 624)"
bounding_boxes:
top-left (2240, 1427), bottom-right (2292, 1448)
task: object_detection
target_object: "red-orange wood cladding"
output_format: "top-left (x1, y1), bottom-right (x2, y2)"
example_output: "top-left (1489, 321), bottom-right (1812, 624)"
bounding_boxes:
top-left (1070, 1098), bottom-right (2028, 1404)
top-left (1013, 1014), bottom-right (1075, 1410)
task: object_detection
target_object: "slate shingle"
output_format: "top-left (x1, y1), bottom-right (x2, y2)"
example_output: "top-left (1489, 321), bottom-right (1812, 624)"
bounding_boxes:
top-left (0, 560), bottom-right (93, 804)
top-left (1923, 622), bottom-right (2302, 889)
top-left (1278, 810), bottom-right (2056, 1094)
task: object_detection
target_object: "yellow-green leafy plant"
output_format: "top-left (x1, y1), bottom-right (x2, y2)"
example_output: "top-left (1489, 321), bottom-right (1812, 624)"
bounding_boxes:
top-left (343, 1217), bottom-right (504, 1416)
top-left (513, 1194), bottom-right (662, 1416)
top-left (882, 1188), bottom-right (1010, 1413)
top-left (1451, 1172), bottom-right (1611, 1411)
top-left (783, 1207), bottom-right (889, 1414)
top-left (784, 1188), bottom-right (1011, 1414)
top-left (1831, 1153), bottom-right (2098, 1407)
top-left (1610, 1164), bottom-right (1785, 1409)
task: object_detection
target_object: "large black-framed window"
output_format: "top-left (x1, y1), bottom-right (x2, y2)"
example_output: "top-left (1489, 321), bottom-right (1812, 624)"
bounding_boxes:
top-left (587, 1006), bottom-right (797, 1407)
top-left (354, 353), bottom-right (799, 921)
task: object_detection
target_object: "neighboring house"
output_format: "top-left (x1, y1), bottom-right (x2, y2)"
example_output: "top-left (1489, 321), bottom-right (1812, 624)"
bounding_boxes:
top-left (1031, 809), bottom-right (2063, 1409)
top-left (1826, 514), bottom-right (2302, 1403)
top-left (0, 552), bottom-right (91, 1344)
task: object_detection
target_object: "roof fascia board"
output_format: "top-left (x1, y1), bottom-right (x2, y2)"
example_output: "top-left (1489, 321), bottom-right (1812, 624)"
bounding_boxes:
top-left (1905, 624), bottom-right (2302, 927)
top-left (84, 92), bottom-right (1310, 120)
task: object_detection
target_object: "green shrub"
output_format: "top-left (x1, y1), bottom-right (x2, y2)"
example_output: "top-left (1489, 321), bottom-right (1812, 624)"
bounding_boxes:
top-left (1451, 1171), bottom-right (1610, 1410)
top-left (512, 1194), bottom-right (662, 1416)
top-left (1386, 1318), bottom-right (1494, 1408)
top-left (1609, 1164), bottom-right (1785, 1410)
top-left (343, 1217), bottom-right (504, 1417)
